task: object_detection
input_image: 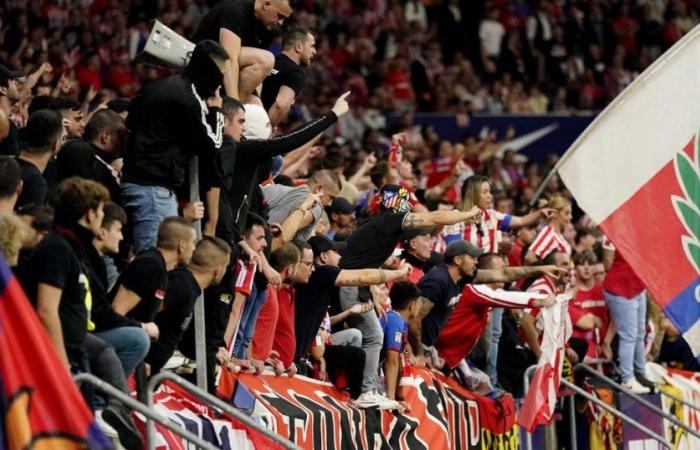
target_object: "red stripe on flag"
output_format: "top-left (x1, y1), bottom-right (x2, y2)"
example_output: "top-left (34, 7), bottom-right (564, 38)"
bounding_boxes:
top-left (599, 137), bottom-right (697, 308)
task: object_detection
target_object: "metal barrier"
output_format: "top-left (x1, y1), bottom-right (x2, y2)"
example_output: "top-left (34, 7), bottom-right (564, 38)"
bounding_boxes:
top-left (73, 373), bottom-right (218, 450)
top-left (560, 379), bottom-right (672, 449)
top-left (574, 363), bottom-right (700, 441)
top-left (146, 371), bottom-right (300, 450)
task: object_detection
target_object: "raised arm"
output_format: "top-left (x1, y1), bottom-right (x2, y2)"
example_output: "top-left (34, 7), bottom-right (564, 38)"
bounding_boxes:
top-left (509, 208), bottom-right (554, 228)
top-left (238, 92), bottom-right (350, 164)
top-left (334, 263), bottom-right (411, 287)
top-left (474, 265), bottom-right (568, 284)
top-left (402, 206), bottom-right (481, 230)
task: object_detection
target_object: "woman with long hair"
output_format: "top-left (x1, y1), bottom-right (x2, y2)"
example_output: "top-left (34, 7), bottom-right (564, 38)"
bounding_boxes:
top-left (523, 195), bottom-right (573, 265)
top-left (460, 175), bottom-right (554, 254)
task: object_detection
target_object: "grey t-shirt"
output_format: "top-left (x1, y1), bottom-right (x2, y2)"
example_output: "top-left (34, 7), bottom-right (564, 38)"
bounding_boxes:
top-left (262, 184), bottom-right (322, 242)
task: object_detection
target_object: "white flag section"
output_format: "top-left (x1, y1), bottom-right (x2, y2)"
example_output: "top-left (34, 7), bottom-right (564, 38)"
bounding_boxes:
top-left (556, 24), bottom-right (700, 356)
top-left (518, 294), bottom-right (572, 431)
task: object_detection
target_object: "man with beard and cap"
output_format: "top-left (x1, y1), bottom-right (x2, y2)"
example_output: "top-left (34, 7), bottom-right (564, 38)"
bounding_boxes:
top-left (193, 0), bottom-right (293, 103)
top-left (121, 40), bottom-right (227, 252)
top-left (56, 109), bottom-right (127, 205)
top-left (261, 26), bottom-right (316, 127)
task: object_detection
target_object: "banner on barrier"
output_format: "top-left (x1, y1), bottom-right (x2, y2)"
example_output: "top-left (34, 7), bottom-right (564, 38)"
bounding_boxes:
top-left (218, 367), bottom-right (519, 450)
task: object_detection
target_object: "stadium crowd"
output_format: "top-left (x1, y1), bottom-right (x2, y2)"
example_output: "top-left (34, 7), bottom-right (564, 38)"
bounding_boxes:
top-left (0, 0), bottom-right (699, 448)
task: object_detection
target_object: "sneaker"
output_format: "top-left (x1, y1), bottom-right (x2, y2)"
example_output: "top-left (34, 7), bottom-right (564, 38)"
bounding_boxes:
top-left (355, 391), bottom-right (380, 409)
top-left (372, 394), bottom-right (401, 411)
top-left (622, 378), bottom-right (651, 395)
top-left (102, 405), bottom-right (144, 450)
top-left (635, 372), bottom-right (656, 392)
top-left (163, 351), bottom-right (188, 370)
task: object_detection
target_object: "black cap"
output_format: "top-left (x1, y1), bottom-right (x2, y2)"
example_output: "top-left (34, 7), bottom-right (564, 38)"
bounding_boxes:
top-left (308, 235), bottom-right (347, 257)
top-left (0, 64), bottom-right (23, 85)
top-left (327, 197), bottom-right (354, 215)
top-left (107, 98), bottom-right (130, 114)
top-left (444, 240), bottom-right (484, 260)
top-left (401, 226), bottom-right (435, 245)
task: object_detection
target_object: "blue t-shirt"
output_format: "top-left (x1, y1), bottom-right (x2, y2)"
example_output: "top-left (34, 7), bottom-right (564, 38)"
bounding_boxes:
top-left (380, 310), bottom-right (408, 353)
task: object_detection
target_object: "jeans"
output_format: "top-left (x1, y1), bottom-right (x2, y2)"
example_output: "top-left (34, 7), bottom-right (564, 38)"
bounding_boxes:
top-left (487, 308), bottom-right (503, 387)
top-left (605, 290), bottom-right (647, 382)
top-left (94, 327), bottom-right (151, 376)
top-left (233, 284), bottom-right (268, 359)
top-left (339, 286), bottom-right (383, 394)
top-left (82, 333), bottom-right (130, 410)
top-left (331, 328), bottom-right (363, 347)
top-left (121, 182), bottom-right (178, 253)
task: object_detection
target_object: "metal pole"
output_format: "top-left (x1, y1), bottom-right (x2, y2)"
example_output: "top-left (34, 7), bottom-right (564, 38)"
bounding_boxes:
top-left (561, 379), bottom-right (672, 449)
top-left (73, 373), bottom-right (217, 450)
top-left (147, 371), bottom-right (300, 450)
top-left (575, 364), bottom-right (700, 440)
top-left (568, 394), bottom-right (577, 450)
top-left (657, 387), bottom-right (700, 413)
top-left (189, 156), bottom-right (208, 393)
top-left (522, 364), bottom-right (537, 450)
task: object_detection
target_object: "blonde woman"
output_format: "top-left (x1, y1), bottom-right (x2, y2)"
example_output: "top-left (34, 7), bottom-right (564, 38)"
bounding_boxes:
top-left (524, 196), bottom-right (573, 265)
top-left (461, 175), bottom-right (554, 253)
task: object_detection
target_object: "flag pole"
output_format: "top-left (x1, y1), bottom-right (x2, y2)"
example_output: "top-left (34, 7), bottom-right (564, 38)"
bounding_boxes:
top-left (189, 155), bottom-right (208, 392)
top-left (529, 23), bottom-right (700, 210)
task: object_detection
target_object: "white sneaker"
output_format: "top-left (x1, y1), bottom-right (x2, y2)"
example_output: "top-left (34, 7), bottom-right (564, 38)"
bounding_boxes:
top-left (355, 391), bottom-right (380, 408)
top-left (355, 392), bottom-right (400, 410)
top-left (622, 377), bottom-right (651, 394)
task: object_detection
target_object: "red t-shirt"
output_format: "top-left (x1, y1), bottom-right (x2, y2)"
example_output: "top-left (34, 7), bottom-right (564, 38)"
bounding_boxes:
top-left (603, 252), bottom-right (645, 298)
top-left (252, 286), bottom-right (277, 361)
top-left (569, 283), bottom-right (608, 358)
top-left (272, 285), bottom-right (296, 367)
top-left (508, 241), bottom-right (525, 267)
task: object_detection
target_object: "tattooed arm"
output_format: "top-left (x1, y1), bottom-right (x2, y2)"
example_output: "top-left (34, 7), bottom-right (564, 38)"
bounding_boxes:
top-left (402, 206), bottom-right (482, 230)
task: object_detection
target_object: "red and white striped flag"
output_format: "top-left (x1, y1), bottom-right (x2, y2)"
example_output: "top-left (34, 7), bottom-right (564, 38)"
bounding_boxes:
top-left (518, 294), bottom-right (572, 432)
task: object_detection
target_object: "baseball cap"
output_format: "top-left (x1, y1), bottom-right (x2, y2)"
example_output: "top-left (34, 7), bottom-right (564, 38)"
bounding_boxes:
top-left (327, 197), bottom-right (354, 215)
top-left (444, 240), bottom-right (484, 260)
top-left (0, 64), bottom-right (23, 85)
top-left (308, 235), bottom-right (347, 257)
top-left (107, 98), bottom-right (130, 114)
top-left (400, 226), bottom-right (435, 245)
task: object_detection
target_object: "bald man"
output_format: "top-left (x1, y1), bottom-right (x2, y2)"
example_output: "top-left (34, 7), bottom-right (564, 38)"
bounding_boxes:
top-left (194, 0), bottom-right (294, 103)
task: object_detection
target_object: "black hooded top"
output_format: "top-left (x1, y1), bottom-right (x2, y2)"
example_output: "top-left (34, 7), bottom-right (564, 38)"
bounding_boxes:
top-left (122, 45), bottom-right (224, 191)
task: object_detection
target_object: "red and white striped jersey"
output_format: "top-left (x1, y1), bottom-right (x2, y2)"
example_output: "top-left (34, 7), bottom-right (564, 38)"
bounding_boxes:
top-left (435, 284), bottom-right (545, 369)
top-left (462, 208), bottom-right (513, 253)
top-left (234, 260), bottom-right (257, 297)
top-left (528, 225), bottom-right (572, 260)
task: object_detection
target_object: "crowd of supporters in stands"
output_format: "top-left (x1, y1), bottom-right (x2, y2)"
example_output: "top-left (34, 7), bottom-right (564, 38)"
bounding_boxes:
top-left (0, 0), bottom-right (699, 447)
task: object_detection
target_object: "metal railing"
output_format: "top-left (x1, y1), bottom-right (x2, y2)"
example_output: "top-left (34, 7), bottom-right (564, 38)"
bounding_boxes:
top-left (574, 363), bottom-right (700, 441)
top-left (146, 371), bottom-right (300, 450)
top-left (73, 373), bottom-right (218, 450)
top-left (520, 361), bottom-right (679, 450)
top-left (560, 379), bottom-right (672, 449)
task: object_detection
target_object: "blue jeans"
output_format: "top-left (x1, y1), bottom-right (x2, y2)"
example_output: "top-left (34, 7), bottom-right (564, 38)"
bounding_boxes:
top-left (94, 326), bottom-right (151, 376)
top-left (233, 284), bottom-right (268, 359)
top-left (605, 290), bottom-right (647, 382)
top-left (487, 308), bottom-right (503, 387)
top-left (121, 182), bottom-right (178, 253)
top-left (331, 328), bottom-right (363, 347)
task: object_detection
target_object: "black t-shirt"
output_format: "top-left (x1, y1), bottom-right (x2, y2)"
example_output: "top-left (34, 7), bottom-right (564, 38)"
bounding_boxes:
top-left (16, 158), bottom-right (48, 209)
top-left (418, 264), bottom-right (475, 347)
top-left (0, 121), bottom-right (20, 156)
top-left (339, 211), bottom-right (408, 270)
top-left (260, 54), bottom-right (306, 111)
top-left (18, 231), bottom-right (88, 358)
top-left (109, 248), bottom-right (168, 323)
top-left (193, 0), bottom-right (273, 49)
top-left (293, 265), bottom-right (341, 360)
top-left (147, 267), bottom-right (201, 371)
